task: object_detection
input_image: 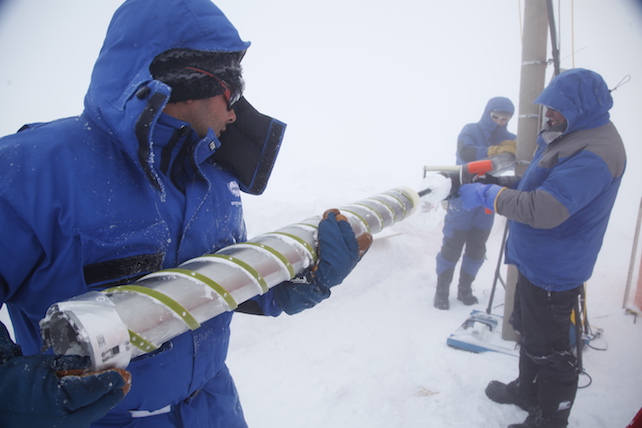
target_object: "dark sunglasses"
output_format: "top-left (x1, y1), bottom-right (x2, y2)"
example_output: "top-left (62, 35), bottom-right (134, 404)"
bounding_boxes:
top-left (490, 112), bottom-right (511, 122)
top-left (184, 66), bottom-right (241, 110)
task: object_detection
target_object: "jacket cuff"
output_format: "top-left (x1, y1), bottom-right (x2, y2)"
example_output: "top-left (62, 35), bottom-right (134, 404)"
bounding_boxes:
top-left (273, 280), bottom-right (331, 315)
top-left (483, 184), bottom-right (505, 212)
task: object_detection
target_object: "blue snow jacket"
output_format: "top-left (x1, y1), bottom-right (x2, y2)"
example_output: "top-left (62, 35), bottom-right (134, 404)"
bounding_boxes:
top-left (437, 98), bottom-right (516, 277)
top-left (455, 96), bottom-right (516, 165)
top-left (445, 97), bottom-right (516, 234)
top-left (0, 0), bottom-right (283, 426)
top-left (498, 69), bottom-right (627, 291)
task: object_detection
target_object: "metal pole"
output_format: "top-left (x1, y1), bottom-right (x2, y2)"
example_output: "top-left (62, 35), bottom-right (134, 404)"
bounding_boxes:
top-left (546, 0), bottom-right (561, 76)
top-left (623, 198), bottom-right (642, 309)
top-left (486, 220), bottom-right (509, 315)
top-left (503, 0), bottom-right (549, 342)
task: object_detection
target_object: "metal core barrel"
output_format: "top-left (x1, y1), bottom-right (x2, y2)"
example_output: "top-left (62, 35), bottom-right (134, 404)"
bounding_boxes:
top-left (40, 187), bottom-right (420, 370)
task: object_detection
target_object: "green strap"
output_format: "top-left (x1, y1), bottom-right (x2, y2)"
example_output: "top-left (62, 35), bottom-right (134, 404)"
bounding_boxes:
top-left (128, 329), bottom-right (159, 353)
top-left (166, 268), bottom-right (238, 308)
top-left (292, 221), bottom-right (319, 229)
top-left (105, 284), bottom-right (200, 330)
top-left (354, 202), bottom-right (384, 228)
top-left (367, 196), bottom-right (398, 222)
top-left (341, 209), bottom-right (371, 233)
top-left (232, 242), bottom-right (295, 278)
top-left (200, 255), bottom-right (269, 294)
top-left (381, 192), bottom-right (407, 218)
top-left (388, 189), bottom-right (416, 217)
top-left (267, 232), bottom-right (317, 260)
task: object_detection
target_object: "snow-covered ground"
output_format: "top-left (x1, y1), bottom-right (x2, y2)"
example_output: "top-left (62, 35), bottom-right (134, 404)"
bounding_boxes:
top-left (1, 0), bottom-right (642, 427)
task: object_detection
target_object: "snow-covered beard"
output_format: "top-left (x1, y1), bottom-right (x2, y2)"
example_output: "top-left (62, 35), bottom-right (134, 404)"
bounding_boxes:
top-left (540, 121), bottom-right (568, 144)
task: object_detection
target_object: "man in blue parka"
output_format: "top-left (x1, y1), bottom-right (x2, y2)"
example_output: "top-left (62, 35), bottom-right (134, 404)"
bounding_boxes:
top-left (434, 97), bottom-right (516, 309)
top-left (0, 1), bottom-right (369, 427)
top-left (459, 69), bottom-right (626, 428)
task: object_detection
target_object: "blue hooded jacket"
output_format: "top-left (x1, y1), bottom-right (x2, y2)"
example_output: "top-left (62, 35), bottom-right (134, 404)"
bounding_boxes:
top-left (445, 97), bottom-right (516, 233)
top-left (455, 96), bottom-right (516, 165)
top-left (500, 69), bottom-right (626, 290)
top-left (0, 0), bottom-right (282, 426)
top-left (436, 97), bottom-right (517, 278)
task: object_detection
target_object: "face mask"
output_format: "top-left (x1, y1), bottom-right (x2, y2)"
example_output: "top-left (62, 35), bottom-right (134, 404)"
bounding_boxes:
top-left (213, 97), bottom-right (286, 195)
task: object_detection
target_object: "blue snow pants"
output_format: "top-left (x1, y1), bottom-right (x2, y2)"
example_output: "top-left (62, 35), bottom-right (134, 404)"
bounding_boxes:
top-left (435, 197), bottom-right (494, 277)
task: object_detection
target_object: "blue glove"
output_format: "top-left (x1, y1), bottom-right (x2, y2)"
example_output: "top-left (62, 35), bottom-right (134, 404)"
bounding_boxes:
top-left (312, 210), bottom-right (366, 287)
top-left (0, 322), bottom-right (129, 428)
top-left (274, 209), bottom-right (372, 314)
top-left (272, 280), bottom-right (331, 315)
top-left (459, 183), bottom-right (504, 212)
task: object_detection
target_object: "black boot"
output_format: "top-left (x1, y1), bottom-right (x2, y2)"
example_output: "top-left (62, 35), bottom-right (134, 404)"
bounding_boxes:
top-left (485, 379), bottom-right (538, 412)
top-left (434, 268), bottom-right (454, 310)
top-left (505, 350), bottom-right (577, 428)
top-left (507, 406), bottom-right (568, 428)
top-left (535, 357), bottom-right (578, 428)
top-left (457, 270), bottom-right (478, 305)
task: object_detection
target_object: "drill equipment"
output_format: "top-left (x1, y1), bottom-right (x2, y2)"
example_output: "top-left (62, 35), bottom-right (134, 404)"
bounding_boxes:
top-left (40, 187), bottom-right (420, 371)
top-left (420, 159), bottom-right (493, 198)
top-left (419, 153), bottom-right (516, 199)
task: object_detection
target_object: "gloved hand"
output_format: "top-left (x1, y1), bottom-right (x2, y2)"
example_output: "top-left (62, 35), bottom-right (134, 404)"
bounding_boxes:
top-left (459, 183), bottom-right (505, 212)
top-left (487, 139), bottom-right (516, 157)
top-left (311, 209), bottom-right (372, 287)
top-left (473, 173), bottom-right (520, 188)
top-left (0, 323), bottom-right (130, 428)
top-left (473, 174), bottom-right (500, 185)
top-left (274, 209), bottom-right (372, 314)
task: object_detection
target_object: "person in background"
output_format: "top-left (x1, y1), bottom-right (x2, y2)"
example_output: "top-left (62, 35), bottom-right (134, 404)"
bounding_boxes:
top-left (459, 69), bottom-right (626, 428)
top-left (434, 97), bottom-right (516, 310)
top-left (0, 0), bottom-right (370, 426)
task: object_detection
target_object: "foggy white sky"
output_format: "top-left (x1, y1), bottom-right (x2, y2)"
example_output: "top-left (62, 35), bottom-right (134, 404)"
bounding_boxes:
top-left (0, 0), bottom-right (641, 269)
top-left (1, 3), bottom-right (641, 426)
